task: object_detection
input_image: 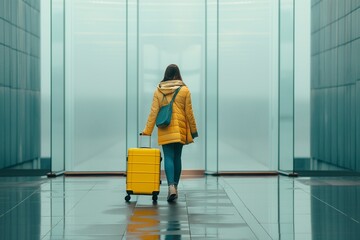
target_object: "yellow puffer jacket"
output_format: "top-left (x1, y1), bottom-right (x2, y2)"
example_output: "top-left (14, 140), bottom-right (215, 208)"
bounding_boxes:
top-left (143, 80), bottom-right (198, 145)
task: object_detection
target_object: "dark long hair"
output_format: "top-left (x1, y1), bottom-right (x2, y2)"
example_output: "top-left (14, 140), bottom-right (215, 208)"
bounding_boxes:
top-left (162, 64), bottom-right (183, 81)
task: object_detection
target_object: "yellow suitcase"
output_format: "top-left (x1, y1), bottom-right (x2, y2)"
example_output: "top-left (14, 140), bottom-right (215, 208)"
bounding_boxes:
top-left (125, 135), bottom-right (162, 202)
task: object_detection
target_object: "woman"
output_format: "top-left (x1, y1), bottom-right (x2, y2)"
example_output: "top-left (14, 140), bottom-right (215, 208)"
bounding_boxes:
top-left (142, 64), bottom-right (198, 202)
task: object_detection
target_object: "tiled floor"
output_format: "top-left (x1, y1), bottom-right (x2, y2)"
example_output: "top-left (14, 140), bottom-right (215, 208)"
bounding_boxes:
top-left (1, 175), bottom-right (360, 239)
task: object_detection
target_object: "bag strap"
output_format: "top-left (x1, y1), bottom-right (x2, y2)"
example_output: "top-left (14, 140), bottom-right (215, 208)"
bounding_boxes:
top-left (170, 86), bottom-right (182, 104)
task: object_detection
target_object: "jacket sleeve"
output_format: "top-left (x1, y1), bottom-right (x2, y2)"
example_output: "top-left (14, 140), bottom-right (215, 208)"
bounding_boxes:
top-left (185, 90), bottom-right (198, 138)
top-left (143, 90), bottom-right (160, 135)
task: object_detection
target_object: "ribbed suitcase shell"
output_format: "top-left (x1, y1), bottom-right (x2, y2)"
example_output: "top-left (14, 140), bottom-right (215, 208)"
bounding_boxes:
top-left (126, 148), bottom-right (161, 196)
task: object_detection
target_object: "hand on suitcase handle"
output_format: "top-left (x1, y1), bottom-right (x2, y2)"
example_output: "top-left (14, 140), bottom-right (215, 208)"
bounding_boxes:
top-left (139, 133), bottom-right (151, 148)
top-left (140, 132), bottom-right (151, 136)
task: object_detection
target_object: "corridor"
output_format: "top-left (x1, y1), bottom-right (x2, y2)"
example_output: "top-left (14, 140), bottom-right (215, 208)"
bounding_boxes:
top-left (1, 175), bottom-right (360, 239)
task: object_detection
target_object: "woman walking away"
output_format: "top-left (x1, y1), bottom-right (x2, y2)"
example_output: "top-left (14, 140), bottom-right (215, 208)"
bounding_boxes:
top-left (142, 64), bottom-right (198, 202)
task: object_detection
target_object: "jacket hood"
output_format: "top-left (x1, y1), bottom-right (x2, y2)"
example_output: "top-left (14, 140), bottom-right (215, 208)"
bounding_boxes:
top-left (157, 80), bottom-right (185, 95)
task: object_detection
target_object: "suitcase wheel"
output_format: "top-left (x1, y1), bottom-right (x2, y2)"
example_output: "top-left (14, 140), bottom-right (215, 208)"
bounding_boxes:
top-left (152, 195), bottom-right (158, 202)
top-left (125, 195), bottom-right (131, 202)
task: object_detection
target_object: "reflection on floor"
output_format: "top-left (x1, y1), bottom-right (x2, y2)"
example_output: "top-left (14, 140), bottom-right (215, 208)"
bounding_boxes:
top-left (0, 175), bottom-right (360, 239)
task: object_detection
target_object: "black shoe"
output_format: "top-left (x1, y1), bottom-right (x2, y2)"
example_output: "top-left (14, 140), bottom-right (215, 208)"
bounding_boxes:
top-left (167, 193), bottom-right (176, 202)
top-left (167, 185), bottom-right (177, 202)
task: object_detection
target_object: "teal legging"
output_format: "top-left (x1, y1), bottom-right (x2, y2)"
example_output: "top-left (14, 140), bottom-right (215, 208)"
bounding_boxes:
top-left (162, 143), bottom-right (183, 186)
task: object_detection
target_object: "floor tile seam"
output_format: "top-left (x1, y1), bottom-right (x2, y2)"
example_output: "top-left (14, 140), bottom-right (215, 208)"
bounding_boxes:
top-left (61, 183), bottom-right (98, 217)
top-left (309, 194), bottom-right (360, 223)
top-left (0, 189), bottom-right (38, 218)
top-left (39, 201), bottom-right (68, 240)
top-left (183, 191), bottom-right (193, 239)
top-left (293, 180), bottom-right (319, 191)
top-left (225, 188), bottom-right (270, 240)
top-left (291, 185), bottom-right (312, 197)
top-left (40, 223), bottom-right (60, 240)
top-left (179, 181), bottom-right (192, 238)
top-left (219, 177), bottom-right (273, 240)
top-left (350, 217), bottom-right (360, 224)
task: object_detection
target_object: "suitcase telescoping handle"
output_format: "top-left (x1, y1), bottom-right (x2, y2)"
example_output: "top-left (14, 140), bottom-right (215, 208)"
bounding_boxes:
top-left (139, 133), bottom-right (151, 148)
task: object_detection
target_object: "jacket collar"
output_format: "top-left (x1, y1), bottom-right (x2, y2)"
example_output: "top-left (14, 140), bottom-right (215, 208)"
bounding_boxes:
top-left (157, 80), bottom-right (185, 95)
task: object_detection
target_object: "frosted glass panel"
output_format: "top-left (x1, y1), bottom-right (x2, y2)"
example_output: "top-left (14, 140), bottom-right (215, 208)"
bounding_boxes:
top-left (65, 0), bottom-right (126, 171)
top-left (294, 0), bottom-right (311, 158)
top-left (138, 0), bottom-right (205, 170)
top-left (218, 0), bottom-right (278, 171)
top-left (205, 0), bottom-right (219, 173)
top-left (41, 0), bottom-right (51, 159)
top-left (279, 0), bottom-right (294, 172)
top-left (51, 0), bottom-right (65, 173)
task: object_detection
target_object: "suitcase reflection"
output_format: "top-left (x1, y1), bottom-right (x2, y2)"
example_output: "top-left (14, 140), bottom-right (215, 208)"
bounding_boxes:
top-left (127, 207), bottom-right (160, 239)
top-left (126, 204), bottom-right (182, 239)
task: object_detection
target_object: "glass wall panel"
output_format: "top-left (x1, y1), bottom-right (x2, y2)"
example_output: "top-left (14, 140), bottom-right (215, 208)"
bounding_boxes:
top-left (294, 0), bottom-right (311, 171)
top-left (0, 0), bottom-right (42, 174)
top-left (41, 0), bottom-right (51, 171)
top-left (126, 0), bottom-right (139, 150)
top-left (294, 0), bottom-right (360, 175)
top-left (65, 0), bottom-right (127, 171)
top-left (279, 0), bottom-right (294, 173)
top-left (138, 0), bottom-right (206, 170)
top-left (218, 0), bottom-right (278, 171)
top-left (51, 0), bottom-right (65, 173)
top-left (205, 0), bottom-right (219, 173)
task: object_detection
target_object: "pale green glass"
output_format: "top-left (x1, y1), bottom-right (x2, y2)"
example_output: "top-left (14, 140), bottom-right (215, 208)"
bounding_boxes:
top-left (294, 1), bottom-right (311, 159)
top-left (218, 0), bottom-right (279, 171)
top-left (279, 0), bottom-right (294, 173)
top-left (51, 0), bottom-right (65, 173)
top-left (65, 0), bottom-right (127, 171)
top-left (205, 0), bottom-right (219, 173)
top-left (127, 0), bottom-right (139, 150)
top-left (41, 0), bottom-right (51, 161)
